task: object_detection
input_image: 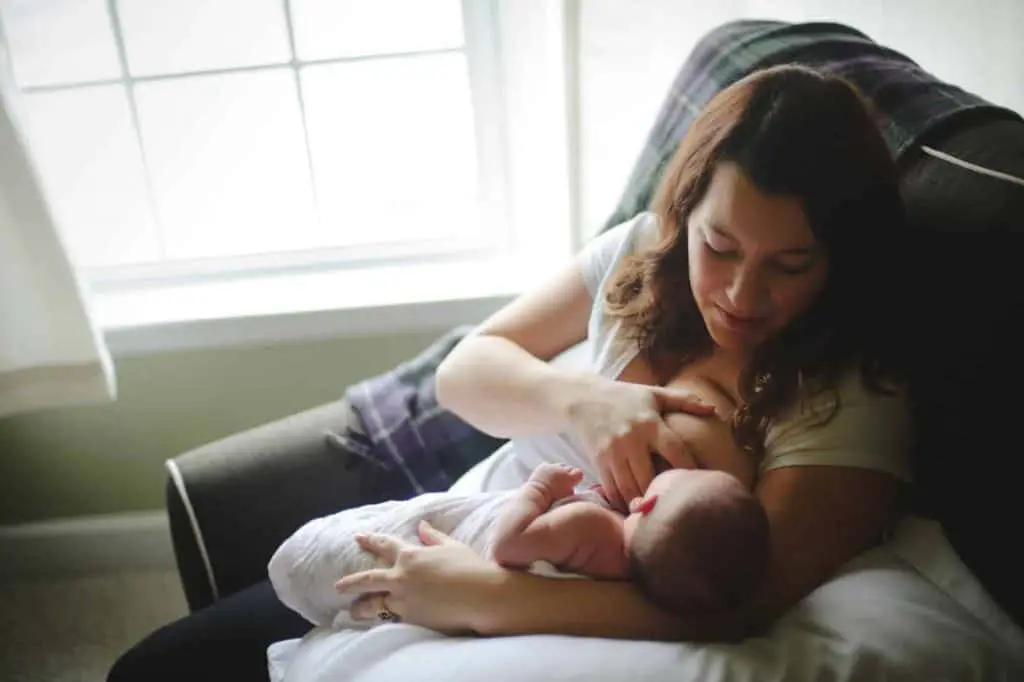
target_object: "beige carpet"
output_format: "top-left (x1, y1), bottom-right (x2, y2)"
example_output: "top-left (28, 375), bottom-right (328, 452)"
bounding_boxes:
top-left (0, 569), bottom-right (188, 682)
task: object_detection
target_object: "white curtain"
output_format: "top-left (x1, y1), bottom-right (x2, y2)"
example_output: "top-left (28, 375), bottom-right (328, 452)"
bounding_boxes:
top-left (0, 53), bottom-right (115, 419)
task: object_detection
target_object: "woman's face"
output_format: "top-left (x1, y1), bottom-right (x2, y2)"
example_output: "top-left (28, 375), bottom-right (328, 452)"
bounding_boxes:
top-left (687, 162), bottom-right (828, 354)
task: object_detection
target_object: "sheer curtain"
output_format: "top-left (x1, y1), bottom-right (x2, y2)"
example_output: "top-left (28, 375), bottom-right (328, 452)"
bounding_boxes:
top-left (0, 51), bottom-right (115, 419)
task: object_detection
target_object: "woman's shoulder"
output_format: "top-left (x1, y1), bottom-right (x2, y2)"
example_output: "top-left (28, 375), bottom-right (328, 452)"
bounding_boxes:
top-left (761, 367), bottom-right (913, 481)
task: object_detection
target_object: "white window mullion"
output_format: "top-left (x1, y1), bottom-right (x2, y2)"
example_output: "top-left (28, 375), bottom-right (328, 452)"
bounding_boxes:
top-left (461, 0), bottom-right (512, 252)
top-left (491, 0), bottom-right (574, 271)
top-left (105, 0), bottom-right (167, 262)
top-left (280, 0), bottom-right (324, 242)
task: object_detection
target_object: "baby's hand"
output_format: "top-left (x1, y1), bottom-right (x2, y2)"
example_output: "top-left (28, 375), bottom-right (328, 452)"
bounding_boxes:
top-left (528, 463), bottom-right (584, 500)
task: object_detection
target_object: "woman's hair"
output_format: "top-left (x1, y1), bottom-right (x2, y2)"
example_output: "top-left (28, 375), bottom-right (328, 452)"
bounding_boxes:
top-left (605, 64), bottom-right (910, 459)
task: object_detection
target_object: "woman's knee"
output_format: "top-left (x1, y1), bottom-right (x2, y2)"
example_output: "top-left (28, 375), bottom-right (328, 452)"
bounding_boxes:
top-left (108, 581), bottom-right (310, 682)
top-left (107, 619), bottom-right (278, 682)
top-left (107, 620), bottom-right (202, 682)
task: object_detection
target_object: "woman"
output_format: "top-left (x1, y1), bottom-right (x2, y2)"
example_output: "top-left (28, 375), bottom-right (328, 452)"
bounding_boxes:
top-left (108, 64), bottom-right (912, 680)
top-left (336, 64), bottom-right (913, 641)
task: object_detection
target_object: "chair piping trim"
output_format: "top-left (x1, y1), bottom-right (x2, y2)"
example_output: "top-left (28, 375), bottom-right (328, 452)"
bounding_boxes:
top-left (920, 145), bottom-right (1024, 188)
top-left (165, 459), bottom-right (220, 602)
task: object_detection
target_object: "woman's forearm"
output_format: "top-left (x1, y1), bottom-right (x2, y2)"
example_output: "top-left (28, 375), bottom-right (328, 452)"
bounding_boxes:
top-left (436, 334), bottom-right (597, 438)
top-left (473, 571), bottom-right (746, 643)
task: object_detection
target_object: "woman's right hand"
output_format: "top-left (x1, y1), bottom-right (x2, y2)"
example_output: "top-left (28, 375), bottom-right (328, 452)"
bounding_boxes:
top-left (567, 380), bottom-right (717, 505)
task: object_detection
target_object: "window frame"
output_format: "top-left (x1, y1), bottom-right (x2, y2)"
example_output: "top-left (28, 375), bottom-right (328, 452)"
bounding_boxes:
top-left (0, 0), bottom-right (574, 355)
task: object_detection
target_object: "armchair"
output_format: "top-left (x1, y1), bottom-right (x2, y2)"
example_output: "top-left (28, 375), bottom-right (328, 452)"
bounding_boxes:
top-left (165, 20), bottom-right (1024, 635)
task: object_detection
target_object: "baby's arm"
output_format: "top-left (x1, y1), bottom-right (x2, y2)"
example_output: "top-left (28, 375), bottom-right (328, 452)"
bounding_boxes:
top-left (491, 463), bottom-right (583, 567)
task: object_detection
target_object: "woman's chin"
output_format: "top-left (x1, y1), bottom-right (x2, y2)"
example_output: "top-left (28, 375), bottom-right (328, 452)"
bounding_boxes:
top-left (707, 323), bottom-right (760, 353)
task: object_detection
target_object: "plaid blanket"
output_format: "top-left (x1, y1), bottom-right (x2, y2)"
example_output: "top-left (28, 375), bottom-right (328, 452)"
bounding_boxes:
top-left (603, 19), bottom-right (1022, 231)
top-left (334, 19), bottom-right (1020, 500)
top-left (330, 325), bottom-right (506, 499)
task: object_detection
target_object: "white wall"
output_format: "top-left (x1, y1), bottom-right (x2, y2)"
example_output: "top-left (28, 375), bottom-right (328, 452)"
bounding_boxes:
top-left (575, 0), bottom-right (1024, 238)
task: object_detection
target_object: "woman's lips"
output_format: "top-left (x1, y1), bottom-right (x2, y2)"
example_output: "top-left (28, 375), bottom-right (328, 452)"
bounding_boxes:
top-left (716, 305), bottom-right (766, 332)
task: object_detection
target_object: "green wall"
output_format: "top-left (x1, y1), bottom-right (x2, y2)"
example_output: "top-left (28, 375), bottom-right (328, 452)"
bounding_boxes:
top-left (0, 331), bottom-right (440, 525)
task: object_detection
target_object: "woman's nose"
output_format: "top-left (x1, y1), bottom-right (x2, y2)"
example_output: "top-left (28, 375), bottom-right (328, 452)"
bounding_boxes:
top-left (726, 267), bottom-right (767, 315)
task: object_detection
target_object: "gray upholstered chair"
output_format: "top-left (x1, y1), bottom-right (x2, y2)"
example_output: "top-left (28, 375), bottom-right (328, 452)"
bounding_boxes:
top-left (165, 19), bottom-right (1024, 629)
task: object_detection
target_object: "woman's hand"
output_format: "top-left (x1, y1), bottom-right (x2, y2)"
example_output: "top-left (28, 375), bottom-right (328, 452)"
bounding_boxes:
top-left (567, 380), bottom-right (717, 505)
top-left (335, 521), bottom-right (506, 635)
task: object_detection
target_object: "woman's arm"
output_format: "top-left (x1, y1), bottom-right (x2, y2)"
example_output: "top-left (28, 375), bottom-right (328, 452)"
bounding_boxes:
top-left (339, 465), bottom-right (902, 639)
top-left (435, 263), bottom-right (594, 438)
top-left (435, 260), bottom-right (713, 503)
top-left (474, 464), bottom-right (903, 640)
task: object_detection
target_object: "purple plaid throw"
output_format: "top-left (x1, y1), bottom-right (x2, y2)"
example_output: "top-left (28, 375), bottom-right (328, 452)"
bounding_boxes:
top-left (331, 326), bottom-right (506, 498)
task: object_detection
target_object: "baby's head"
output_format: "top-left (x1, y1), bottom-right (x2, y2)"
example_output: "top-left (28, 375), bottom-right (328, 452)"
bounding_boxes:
top-left (623, 469), bottom-right (769, 615)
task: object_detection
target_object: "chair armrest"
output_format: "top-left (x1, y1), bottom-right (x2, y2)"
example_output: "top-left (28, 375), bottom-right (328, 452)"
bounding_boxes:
top-left (165, 398), bottom-right (391, 612)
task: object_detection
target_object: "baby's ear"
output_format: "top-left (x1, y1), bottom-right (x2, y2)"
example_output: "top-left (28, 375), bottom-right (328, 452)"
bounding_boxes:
top-left (628, 495), bottom-right (659, 515)
top-left (638, 495), bottom-right (658, 515)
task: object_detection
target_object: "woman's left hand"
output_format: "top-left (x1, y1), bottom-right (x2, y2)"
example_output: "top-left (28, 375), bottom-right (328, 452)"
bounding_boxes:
top-left (335, 520), bottom-right (505, 634)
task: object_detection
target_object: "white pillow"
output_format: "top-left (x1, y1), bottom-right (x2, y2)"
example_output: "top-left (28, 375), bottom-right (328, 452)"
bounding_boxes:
top-left (270, 533), bottom-right (1024, 682)
top-left (888, 515), bottom-right (1024, 656)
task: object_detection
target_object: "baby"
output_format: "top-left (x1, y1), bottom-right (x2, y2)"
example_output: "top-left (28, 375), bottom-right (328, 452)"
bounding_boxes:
top-left (491, 376), bottom-right (768, 615)
top-left (268, 377), bottom-right (768, 628)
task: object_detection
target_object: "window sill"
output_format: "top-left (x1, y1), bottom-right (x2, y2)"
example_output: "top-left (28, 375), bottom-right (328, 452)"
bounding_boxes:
top-left (96, 254), bottom-right (555, 358)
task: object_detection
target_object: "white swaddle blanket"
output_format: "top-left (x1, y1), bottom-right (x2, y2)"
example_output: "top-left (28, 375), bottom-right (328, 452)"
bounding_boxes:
top-left (269, 491), bottom-right (514, 629)
top-left (269, 486), bottom-right (605, 630)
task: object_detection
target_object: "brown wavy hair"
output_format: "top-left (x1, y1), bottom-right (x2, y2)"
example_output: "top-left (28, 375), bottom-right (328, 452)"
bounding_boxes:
top-left (605, 65), bottom-right (910, 459)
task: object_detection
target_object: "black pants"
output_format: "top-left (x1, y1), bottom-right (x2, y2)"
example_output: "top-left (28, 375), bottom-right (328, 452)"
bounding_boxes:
top-left (107, 581), bottom-right (311, 682)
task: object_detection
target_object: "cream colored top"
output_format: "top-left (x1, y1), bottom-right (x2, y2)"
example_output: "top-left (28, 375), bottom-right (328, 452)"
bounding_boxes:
top-left (575, 212), bottom-right (912, 483)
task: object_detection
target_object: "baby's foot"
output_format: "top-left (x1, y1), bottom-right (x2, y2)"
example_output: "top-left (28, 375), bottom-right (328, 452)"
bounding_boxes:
top-left (528, 463), bottom-right (584, 499)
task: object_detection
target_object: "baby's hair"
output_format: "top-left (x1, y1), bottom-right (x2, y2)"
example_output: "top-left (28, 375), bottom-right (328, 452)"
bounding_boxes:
top-left (628, 473), bottom-right (769, 615)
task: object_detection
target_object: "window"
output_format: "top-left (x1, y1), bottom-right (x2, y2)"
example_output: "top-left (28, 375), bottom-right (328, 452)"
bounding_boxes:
top-left (0, 1), bottom-right (572, 352)
top-left (0, 0), bottom-right (525, 276)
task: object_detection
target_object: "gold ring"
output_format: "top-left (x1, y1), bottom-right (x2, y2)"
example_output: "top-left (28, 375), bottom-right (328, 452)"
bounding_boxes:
top-left (376, 595), bottom-right (399, 623)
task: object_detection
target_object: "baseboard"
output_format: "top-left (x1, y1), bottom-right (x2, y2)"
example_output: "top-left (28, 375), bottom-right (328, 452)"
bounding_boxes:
top-left (0, 510), bottom-right (176, 583)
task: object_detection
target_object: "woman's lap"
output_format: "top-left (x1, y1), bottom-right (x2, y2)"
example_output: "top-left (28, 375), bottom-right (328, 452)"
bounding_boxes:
top-left (108, 580), bottom-right (311, 682)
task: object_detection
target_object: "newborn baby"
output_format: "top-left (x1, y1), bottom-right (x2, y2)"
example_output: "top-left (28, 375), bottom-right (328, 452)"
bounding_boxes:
top-left (268, 376), bottom-right (768, 628)
top-left (493, 461), bottom-right (769, 615)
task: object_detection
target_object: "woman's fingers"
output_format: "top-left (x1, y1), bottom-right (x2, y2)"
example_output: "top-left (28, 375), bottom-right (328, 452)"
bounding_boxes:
top-left (653, 387), bottom-right (717, 416)
top-left (349, 593), bottom-right (381, 621)
top-left (334, 568), bottom-right (397, 595)
top-left (350, 592), bottom-right (403, 621)
top-left (597, 457), bottom-right (623, 506)
top-left (418, 520), bottom-right (455, 547)
top-left (624, 445), bottom-right (655, 501)
top-left (610, 461), bottom-right (637, 508)
top-left (355, 532), bottom-right (406, 564)
top-left (654, 421), bottom-right (698, 469)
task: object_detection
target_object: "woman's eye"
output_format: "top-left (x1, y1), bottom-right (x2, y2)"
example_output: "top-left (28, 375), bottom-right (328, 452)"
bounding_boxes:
top-left (704, 241), bottom-right (737, 258)
top-left (775, 260), bottom-right (813, 276)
